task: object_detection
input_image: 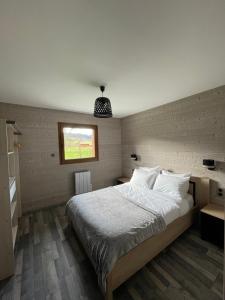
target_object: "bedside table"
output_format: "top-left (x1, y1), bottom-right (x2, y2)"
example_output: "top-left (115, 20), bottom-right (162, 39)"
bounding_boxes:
top-left (200, 203), bottom-right (224, 248)
top-left (117, 177), bottom-right (131, 184)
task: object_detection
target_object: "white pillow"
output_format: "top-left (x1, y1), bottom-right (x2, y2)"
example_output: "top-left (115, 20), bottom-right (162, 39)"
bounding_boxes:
top-left (139, 166), bottom-right (161, 173)
top-left (153, 174), bottom-right (189, 200)
top-left (130, 168), bottom-right (158, 189)
top-left (162, 170), bottom-right (191, 178)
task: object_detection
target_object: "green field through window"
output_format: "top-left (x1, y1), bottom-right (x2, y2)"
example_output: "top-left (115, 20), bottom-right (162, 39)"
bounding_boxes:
top-left (63, 127), bottom-right (95, 160)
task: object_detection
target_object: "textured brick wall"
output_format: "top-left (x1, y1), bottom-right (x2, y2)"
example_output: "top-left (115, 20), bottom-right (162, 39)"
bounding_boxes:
top-left (0, 103), bottom-right (122, 212)
top-left (122, 86), bottom-right (225, 204)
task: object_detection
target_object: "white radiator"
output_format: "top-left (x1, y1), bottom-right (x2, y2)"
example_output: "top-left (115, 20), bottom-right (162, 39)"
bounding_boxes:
top-left (75, 170), bottom-right (92, 195)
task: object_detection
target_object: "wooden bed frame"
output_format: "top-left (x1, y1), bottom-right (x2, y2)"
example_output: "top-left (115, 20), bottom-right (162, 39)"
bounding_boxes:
top-left (70, 176), bottom-right (210, 300)
top-left (105, 209), bottom-right (195, 300)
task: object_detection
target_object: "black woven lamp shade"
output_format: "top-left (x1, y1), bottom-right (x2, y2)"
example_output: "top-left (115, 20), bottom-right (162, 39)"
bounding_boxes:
top-left (94, 97), bottom-right (112, 118)
top-left (94, 85), bottom-right (113, 118)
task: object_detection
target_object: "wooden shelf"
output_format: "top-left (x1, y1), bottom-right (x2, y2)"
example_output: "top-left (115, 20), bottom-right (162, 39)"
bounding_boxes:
top-left (12, 225), bottom-right (18, 249)
top-left (0, 119), bottom-right (21, 279)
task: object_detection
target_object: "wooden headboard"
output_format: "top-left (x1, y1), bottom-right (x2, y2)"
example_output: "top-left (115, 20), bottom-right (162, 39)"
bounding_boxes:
top-left (189, 176), bottom-right (210, 208)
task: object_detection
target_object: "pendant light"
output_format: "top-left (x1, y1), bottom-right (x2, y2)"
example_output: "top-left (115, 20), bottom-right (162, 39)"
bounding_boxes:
top-left (94, 86), bottom-right (113, 118)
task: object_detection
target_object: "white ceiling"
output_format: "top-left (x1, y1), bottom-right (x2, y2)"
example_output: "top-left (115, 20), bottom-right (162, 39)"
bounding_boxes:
top-left (0, 0), bottom-right (225, 117)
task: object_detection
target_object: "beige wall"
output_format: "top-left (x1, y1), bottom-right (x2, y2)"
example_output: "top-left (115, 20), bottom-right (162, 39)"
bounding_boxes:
top-left (122, 86), bottom-right (225, 204)
top-left (0, 103), bottom-right (122, 212)
top-left (1, 85), bottom-right (224, 212)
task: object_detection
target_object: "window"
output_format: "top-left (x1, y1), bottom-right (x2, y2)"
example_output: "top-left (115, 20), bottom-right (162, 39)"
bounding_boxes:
top-left (58, 122), bottom-right (98, 164)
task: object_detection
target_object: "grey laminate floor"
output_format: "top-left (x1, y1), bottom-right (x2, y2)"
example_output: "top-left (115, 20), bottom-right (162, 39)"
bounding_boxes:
top-left (0, 205), bottom-right (223, 300)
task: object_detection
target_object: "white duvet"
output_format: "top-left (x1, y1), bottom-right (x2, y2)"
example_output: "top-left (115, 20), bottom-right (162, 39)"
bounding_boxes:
top-left (67, 182), bottom-right (193, 291)
top-left (114, 182), bottom-right (193, 225)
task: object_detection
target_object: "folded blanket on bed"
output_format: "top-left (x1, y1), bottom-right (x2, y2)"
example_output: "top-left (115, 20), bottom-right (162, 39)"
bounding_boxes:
top-left (66, 186), bottom-right (166, 292)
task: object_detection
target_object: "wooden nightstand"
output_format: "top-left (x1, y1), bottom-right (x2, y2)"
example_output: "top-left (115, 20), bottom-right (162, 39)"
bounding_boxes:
top-left (200, 203), bottom-right (224, 248)
top-left (117, 177), bottom-right (131, 184)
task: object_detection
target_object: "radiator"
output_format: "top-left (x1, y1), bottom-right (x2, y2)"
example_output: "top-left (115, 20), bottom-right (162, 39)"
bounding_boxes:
top-left (75, 170), bottom-right (92, 195)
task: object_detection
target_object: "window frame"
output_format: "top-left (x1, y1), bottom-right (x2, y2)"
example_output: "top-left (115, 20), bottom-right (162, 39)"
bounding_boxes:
top-left (58, 122), bottom-right (99, 164)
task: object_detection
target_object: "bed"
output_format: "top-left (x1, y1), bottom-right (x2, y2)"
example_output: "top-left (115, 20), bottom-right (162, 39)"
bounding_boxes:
top-left (66, 175), bottom-right (210, 300)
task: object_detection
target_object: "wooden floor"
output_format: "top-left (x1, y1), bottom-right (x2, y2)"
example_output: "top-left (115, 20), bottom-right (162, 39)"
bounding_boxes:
top-left (0, 205), bottom-right (223, 300)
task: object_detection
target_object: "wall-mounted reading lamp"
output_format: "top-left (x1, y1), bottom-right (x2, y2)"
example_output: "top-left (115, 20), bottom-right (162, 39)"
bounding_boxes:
top-left (130, 154), bottom-right (138, 161)
top-left (203, 159), bottom-right (216, 171)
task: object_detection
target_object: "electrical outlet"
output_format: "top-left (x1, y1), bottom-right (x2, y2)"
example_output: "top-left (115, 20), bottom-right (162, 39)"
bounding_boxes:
top-left (218, 188), bottom-right (223, 197)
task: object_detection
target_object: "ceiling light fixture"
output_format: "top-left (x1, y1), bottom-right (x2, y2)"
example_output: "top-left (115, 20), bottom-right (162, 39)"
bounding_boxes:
top-left (94, 86), bottom-right (112, 118)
